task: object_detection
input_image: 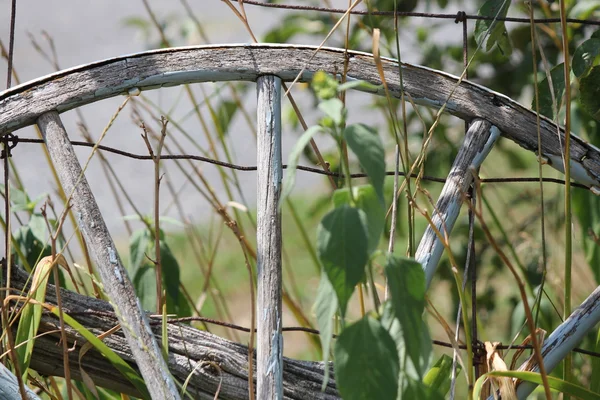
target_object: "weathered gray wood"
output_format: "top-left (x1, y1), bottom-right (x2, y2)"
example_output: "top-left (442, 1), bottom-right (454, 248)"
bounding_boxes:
top-left (511, 284), bottom-right (600, 399)
top-left (0, 362), bottom-right (41, 400)
top-left (36, 112), bottom-right (180, 400)
top-left (256, 75), bottom-right (284, 400)
top-left (415, 119), bottom-right (500, 288)
top-left (1, 44), bottom-right (599, 188)
top-left (4, 263), bottom-right (338, 399)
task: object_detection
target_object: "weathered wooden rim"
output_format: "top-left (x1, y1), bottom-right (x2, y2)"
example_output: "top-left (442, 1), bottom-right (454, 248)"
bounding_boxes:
top-left (1, 43), bottom-right (599, 187)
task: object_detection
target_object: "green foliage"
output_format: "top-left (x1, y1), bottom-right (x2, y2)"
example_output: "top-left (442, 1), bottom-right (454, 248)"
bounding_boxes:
top-left (289, 72), bottom-right (434, 399)
top-left (474, 371), bottom-right (600, 400)
top-left (0, 185), bottom-right (47, 213)
top-left (474, 0), bottom-right (512, 56)
top-left (384, 256), bottom-right (430, 379)
top-left (333, 186), bottom-right (385, 255)
top-left (572, 37), bottom-right (600, 78)
top-left (314, 272), bottom-right (338, 388)
top-left (343, 124), bottom-right (386, 203)
top-left (334, 316), bottom-right (400, 400)
top-left (580, 66), bottom-right (600, 120)
top-left (14, 257), bottom-right (54, 381)
top-left (13, 213), bottom-right (52, 270)
top-left (312, 70), bottom-right (340, 101)
top-left (399, 380), bottom-right (445, 400)
top-left (128, 227), bottom-right (191, 316)
top-left (423, 355), bottom-right (459, 397)
top-left (319, 98), bottom-right (346, 128)
top-left (281, 125), bottom-right (323, 203)
top-left (535, 63), bottom-right (566, 120)
top-left (317, 205), bottom-right (369, 316)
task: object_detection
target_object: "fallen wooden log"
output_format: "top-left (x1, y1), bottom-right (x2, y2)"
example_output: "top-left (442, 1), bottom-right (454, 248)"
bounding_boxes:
top-left (4, 263), bottom-right (338, 399)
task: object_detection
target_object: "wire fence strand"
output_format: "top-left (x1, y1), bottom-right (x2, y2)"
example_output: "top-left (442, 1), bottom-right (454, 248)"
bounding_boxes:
top-left (3, 136), bottom-right (591, 189)
top-left (234, 0), bottom-right (600, 25)
top-left (4, 2), bottom-right (600, 394)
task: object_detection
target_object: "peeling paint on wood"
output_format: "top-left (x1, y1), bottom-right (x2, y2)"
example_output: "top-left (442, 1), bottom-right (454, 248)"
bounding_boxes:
top-left (511, 284), bottom-right (600, 399)
top-left (256, 75), bottom-right (284, 400)
top-left (416, 120), bottom-right (500, 288)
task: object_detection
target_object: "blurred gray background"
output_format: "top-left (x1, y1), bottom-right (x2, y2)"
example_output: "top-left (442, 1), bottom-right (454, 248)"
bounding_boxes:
top-left (0, 0), bottom-right (445, 244)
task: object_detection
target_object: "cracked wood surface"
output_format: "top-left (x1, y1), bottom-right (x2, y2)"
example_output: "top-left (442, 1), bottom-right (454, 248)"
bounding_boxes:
top-left (0, 44), bottom-right (599, 188)
top-left (38, 111), bottom-right (180, 400)
top-left (415, 119), bottom-right (500, 289)
top-left (256, 75), bottom-right (284, 400)
top-left (5, 264), bottom-right (338, 400)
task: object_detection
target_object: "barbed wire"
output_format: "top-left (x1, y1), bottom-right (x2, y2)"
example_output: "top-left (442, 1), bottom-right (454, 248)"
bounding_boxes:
top-left (35, 304), bottom-right (600, 360)
top-left (8, 136), bottom-right (590, 190)
top-left (76, 310), bottom-right (600, 359)
top-left (236, 0), bottom-right (600, 26)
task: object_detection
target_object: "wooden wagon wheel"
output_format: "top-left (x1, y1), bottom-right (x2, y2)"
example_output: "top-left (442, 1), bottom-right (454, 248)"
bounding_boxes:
top-left (2, 44), bottom-right (600, 399)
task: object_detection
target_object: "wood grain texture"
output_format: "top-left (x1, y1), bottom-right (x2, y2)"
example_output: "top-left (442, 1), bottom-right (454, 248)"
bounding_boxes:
top-left (256, 75), bottom-right (284, 400)
top-left (1, 44), bottom-right (599, 188)
top-left (415, 119), bottom-right (500, 288)
top-left (4, 263), bottom-right (338, 400)
top-left (37, 112), bottom-right (180, 400)
top-left (513, 285), bottom-right (600, 399)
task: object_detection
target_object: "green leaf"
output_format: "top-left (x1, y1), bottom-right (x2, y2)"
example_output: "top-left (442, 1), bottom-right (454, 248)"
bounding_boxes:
top-left (573, 39), bottom-right (600, 77)
top-left (474, 371), bottom-right (600, 400)
top-left (423, 354), bottom-right (458, 396)
top-left (334, 316), bottom-right (399, 400)
top-left (400, 379), bottom-right (445, 400)
top-left (535, 63), bottom-right (565, 120)
top-left (8, 186), bottom-right (31, 212)
top-left (317, 205), bottom-right (369, 316)
top-left (385, 255), bottom-right (429, 378)
top-left (15, 257), bottom-right (55, 380)
top-left (333, 185), bottom-right (385, 255)
top-left (13, 214), bottom-right (56, 269)
top-left (314, 272), bottom-right (338, 389)
top-left (281, 125), bottom-right (323, 204)
top-left (343, 124), bottom-right (385, 203)
top-left (130, 233), bottom-right (189, 316)
top-left (580, 66), bottom-right (600, 121)
top-left (129, 229), bottom-right (152, 278)
top-left (318, 98), bottom-right (345, 128)
top-left (2, 187), bottom-right (47, 213)
top-left (133, 264), bottom-right (156, 312)
top-left (474, 0), bottom-right (512, 54)
top-left (29, 213), bottom-right (49, 245)
top-left (159, 241), bottom-right (183, 315)
top-left (381, 301), bottom-right (432, 384)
